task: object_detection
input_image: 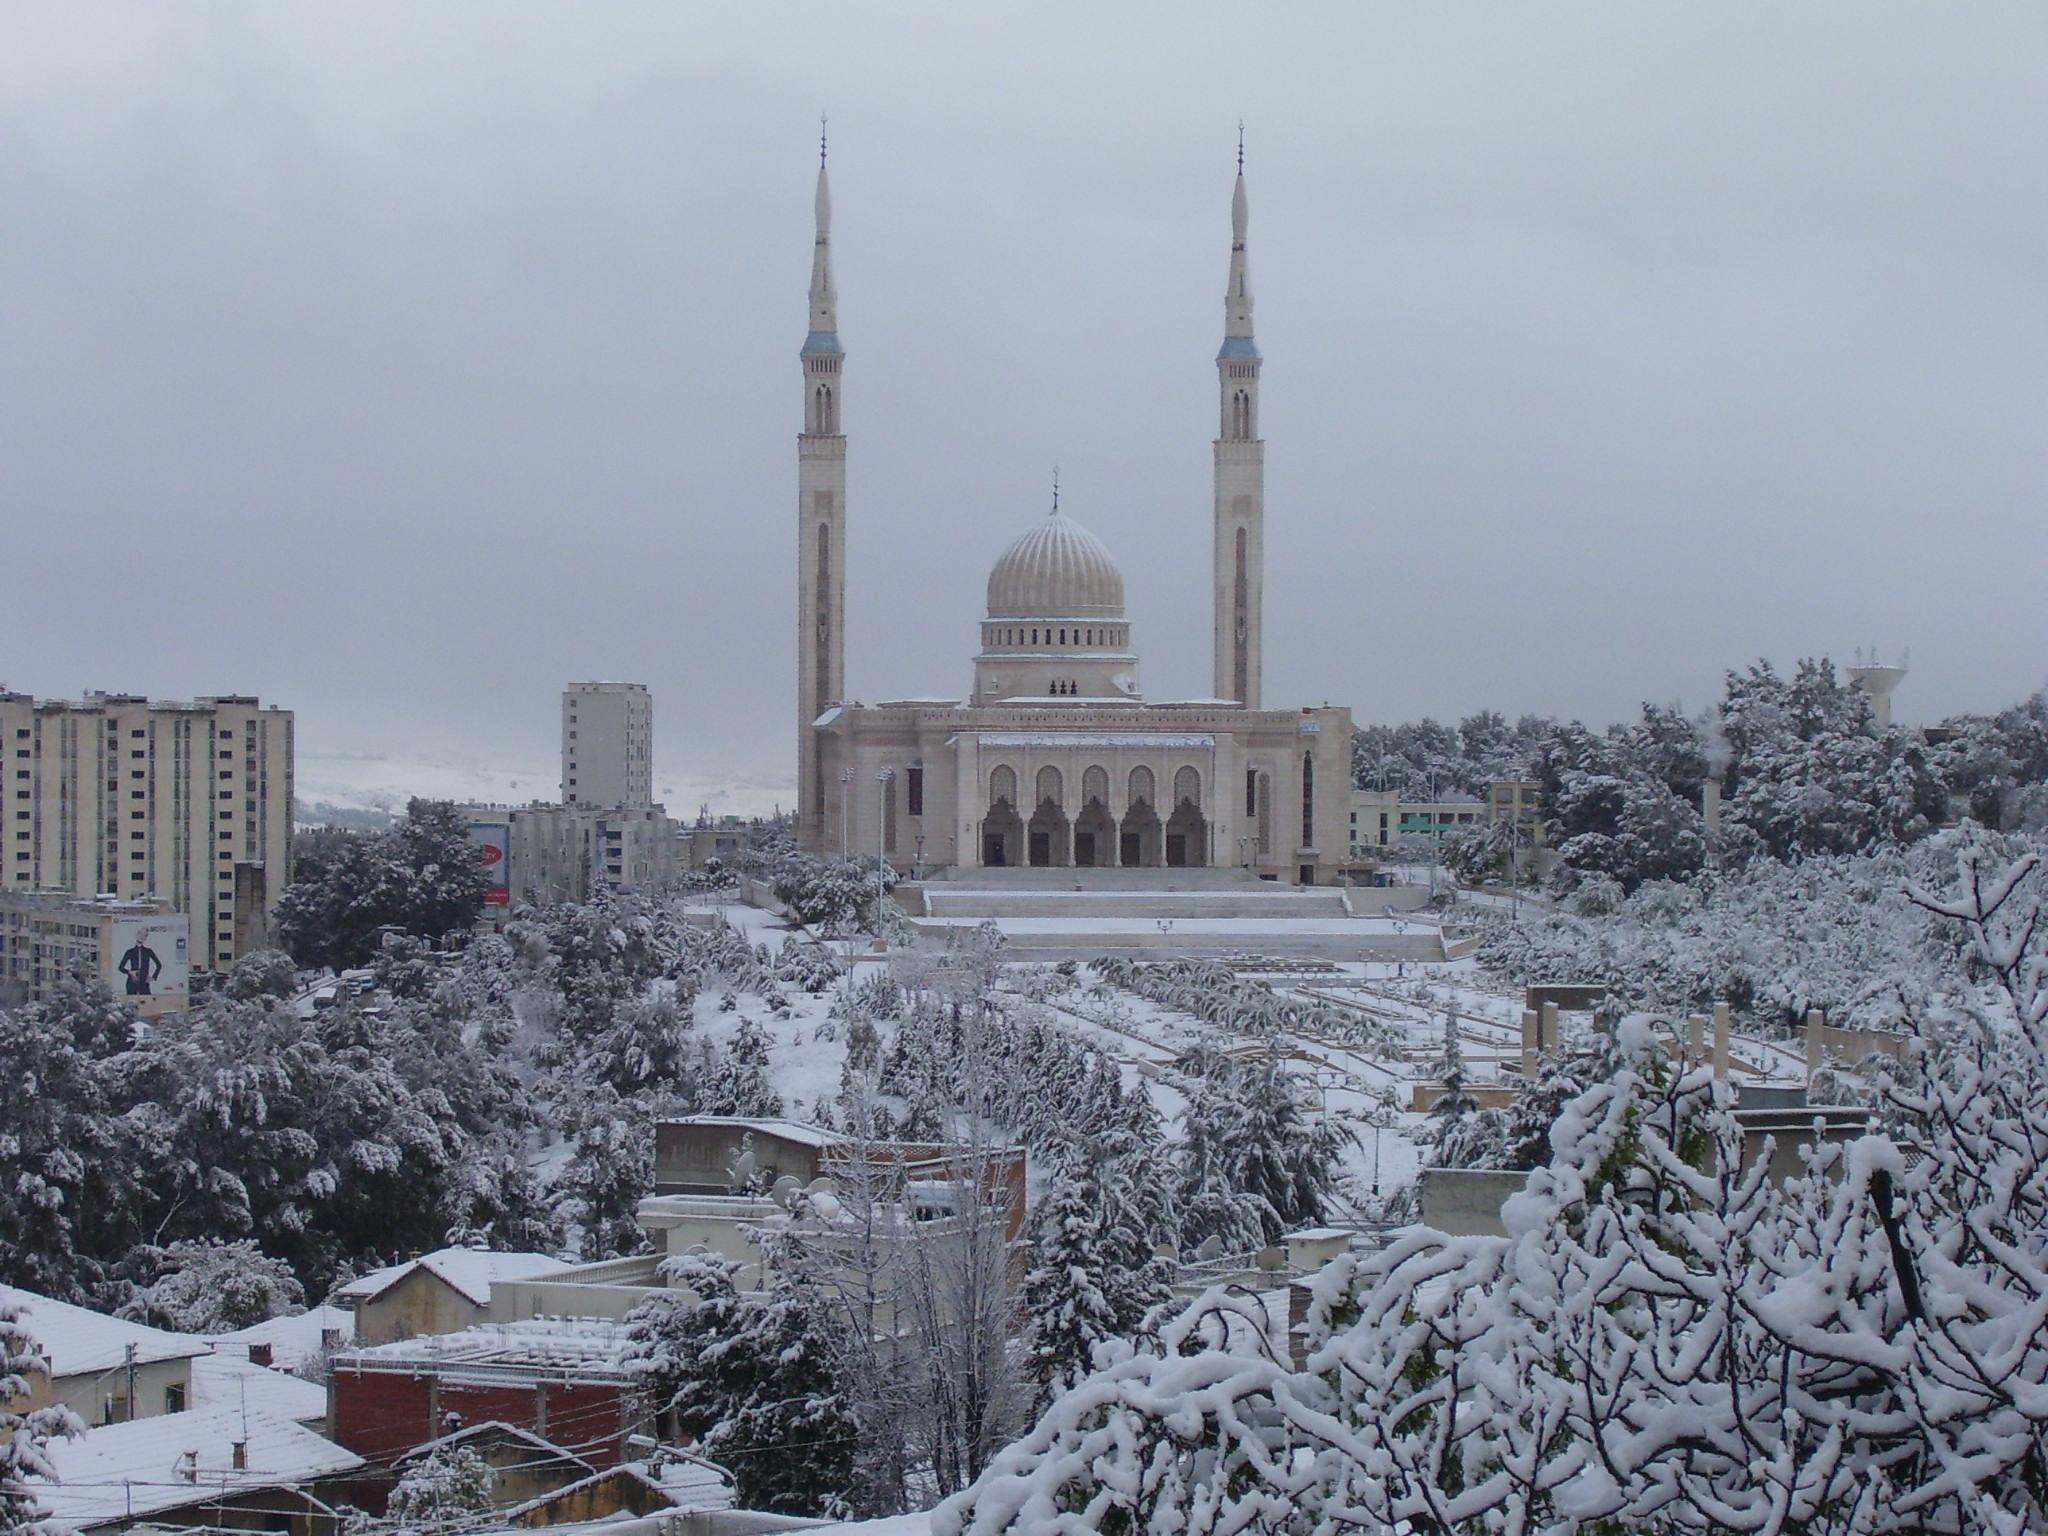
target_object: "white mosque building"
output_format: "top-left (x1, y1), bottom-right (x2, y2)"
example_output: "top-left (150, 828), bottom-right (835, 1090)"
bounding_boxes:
top-left (796, 145), bottom-right (1354, 884)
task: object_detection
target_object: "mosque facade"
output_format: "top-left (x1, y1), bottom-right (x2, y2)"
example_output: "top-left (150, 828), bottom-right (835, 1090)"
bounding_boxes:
top-left (795, 149), bottom-right (1353, 883)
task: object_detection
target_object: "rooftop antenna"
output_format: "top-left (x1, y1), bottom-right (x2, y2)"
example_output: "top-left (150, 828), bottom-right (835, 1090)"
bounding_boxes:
top-left (1237, 118), bottom-right (1245, 173)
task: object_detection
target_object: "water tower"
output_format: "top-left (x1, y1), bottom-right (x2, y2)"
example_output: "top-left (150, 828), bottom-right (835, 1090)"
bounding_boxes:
top-left (1847, 646), bottom-right (1908, 729)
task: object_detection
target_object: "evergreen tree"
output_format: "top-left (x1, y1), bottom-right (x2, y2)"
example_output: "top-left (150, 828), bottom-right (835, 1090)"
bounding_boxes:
top-left (626, 1252), bottom-right (857, 1516)
top-left (1021, 1152), bottom-right (1123, 1400)
top-left (383, 1445), bottom-right (494, 1532)
top-left (119, 1240), bottom-right (304, 1333)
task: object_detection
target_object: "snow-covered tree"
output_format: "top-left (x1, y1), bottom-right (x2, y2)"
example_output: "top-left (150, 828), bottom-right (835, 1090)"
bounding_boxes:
top-left (2, 1303), bottom-right (82, 1536)
top-left (274, 799), bottom-right (488, 970)
top-left (942, 840), bottom-right (2048, 1536)
top-left (553, 1088), bottom-right (653, 1261)
top-left (383, 1444), bottom-right (494, 1532)
top-left (626, 1250), bottom-right (857, 1516)
top-left (120, 1240), bottom-right (304, 1333)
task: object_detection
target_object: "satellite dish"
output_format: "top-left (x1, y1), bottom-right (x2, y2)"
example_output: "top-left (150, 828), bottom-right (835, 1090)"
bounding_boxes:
top-left (770, 1175), bottom-right (802, 1209)
top-left (683, 1243), bottom-right (709, 1258)
top-left (728, 1149), bottom-right (757, 1190)
top-left (1196, 1234), bottom-right (1224, 1262)
top-left (806, 1176), bottom-right (839, 1197)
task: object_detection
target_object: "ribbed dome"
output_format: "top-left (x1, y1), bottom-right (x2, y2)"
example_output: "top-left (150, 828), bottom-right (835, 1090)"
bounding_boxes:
top-left (985, 510), bottom-right (1126, 620)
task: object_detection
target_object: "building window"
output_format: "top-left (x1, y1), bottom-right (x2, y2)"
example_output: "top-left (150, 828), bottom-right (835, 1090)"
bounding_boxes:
top-left (1301, 752), bottom-right (1315, 849)
top-left (907, 766), bottom-right (924, 816)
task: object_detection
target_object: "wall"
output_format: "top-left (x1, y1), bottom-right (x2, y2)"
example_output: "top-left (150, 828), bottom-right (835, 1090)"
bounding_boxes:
top-left (1420, 1167), bottom-right (1531, 1238)
top-left (329, 1369), bottom-right (642, 1469)
top-left (50, 1356), bottom-right (194, 1425)
top-left (353, 1272), bottom-right (486, 1347)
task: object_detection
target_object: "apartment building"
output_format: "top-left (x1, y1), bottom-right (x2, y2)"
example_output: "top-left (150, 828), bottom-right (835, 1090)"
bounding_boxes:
top-left (0, 690), bottom-right (293, 973)
top-left (561, 682), bottom-right (653, 808)
top-left (0, 891), bottom-right (191, 1016)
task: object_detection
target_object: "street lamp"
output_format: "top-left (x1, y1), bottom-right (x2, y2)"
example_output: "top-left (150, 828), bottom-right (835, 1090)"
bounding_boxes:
top-left (837, 767), bottom-right (855, 858)
top-left (873, 770), bottom-right (894, 946)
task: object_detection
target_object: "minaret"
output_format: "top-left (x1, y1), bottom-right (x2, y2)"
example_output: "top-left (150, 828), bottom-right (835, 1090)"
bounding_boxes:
top-left (796, 124), bottom-right (847, 847)
top-left (1212, 127), bottom-right (1264, 708)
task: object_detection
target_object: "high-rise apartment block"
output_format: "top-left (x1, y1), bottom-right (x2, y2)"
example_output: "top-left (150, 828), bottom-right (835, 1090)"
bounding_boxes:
top-left (0, 690), bottom-right (294, 973)
top-left (561, 682), bottom-right (653, 808)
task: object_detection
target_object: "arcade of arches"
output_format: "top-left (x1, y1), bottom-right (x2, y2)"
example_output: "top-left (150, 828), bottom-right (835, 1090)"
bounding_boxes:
top-left (980, 762), bottom-right (1215, 869)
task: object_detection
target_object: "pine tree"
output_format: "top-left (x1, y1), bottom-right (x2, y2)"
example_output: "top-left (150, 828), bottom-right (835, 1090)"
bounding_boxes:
top-left (1021, 1153), bottom-right (1123, 1399)
top-left (626, 1252), bottom-right (856, 1516)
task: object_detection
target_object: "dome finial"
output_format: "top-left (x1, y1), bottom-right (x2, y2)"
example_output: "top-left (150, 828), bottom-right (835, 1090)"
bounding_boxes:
top-left (819, 113), bottom-right (827, 168)
top-left (1237, 118), bottom-right (1245, 174)
top-left (1052, 464), bottom-right (1060, 514)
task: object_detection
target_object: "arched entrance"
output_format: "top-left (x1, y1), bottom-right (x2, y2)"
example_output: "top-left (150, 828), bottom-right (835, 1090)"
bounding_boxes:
top-left (984, 766), bottom-right (1024, 867)
top-left (1166, 766), bottom-right (1208, 868)
top-left (1074, 766), bottom-right (1114, 867)
top-left (1120, 766), bottom-right (1161, 867)
top-left (1028, 766), bottom-right (1069, 868)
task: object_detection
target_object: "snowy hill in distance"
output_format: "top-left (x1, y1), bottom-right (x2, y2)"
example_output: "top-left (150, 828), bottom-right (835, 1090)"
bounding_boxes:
top-left (296, 749), bottom-right (790, 829)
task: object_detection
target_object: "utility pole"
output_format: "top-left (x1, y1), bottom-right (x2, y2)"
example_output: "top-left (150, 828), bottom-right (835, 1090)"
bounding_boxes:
top-left (124, 1341), bottom-right (137, 1422)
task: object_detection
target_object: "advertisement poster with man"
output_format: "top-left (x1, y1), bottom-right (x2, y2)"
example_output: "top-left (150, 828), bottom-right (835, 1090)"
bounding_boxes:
top-left (469, 819), bottom-right (512, 907)
top-left (106, 915), bottom-right (190, 1010)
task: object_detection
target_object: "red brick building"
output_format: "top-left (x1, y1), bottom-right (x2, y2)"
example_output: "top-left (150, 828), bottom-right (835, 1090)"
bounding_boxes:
top-left (327, 1318), bottom-right (650, 1469)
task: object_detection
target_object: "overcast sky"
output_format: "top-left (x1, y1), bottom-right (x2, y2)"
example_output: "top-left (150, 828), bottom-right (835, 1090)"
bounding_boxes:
top-left (4, 3), bottom-right (2043, 812)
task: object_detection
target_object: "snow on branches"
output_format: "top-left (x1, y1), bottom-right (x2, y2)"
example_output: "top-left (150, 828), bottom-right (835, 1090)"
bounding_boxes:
top-left (943, 842), bottom-right (2048, 1535)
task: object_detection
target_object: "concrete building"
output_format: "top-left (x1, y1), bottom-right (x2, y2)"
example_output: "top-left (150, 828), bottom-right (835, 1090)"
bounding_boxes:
top-left (1346, 782), bottom-right (1544, 862)
top-left (328, 1247), bottom-right (571, 1346)
top-left (793, 149), bottom-right (1355, 884)
top-left (0, 1283), bottom-right (207, 1425)
top-left (0, 891), bottom-right (191, 1017)
top-left (491, 803), bottom-right (679, 905)
top-left (0, 690), bottom-right (293, 973)
top-left (561, 684), bottom-right (652, 809)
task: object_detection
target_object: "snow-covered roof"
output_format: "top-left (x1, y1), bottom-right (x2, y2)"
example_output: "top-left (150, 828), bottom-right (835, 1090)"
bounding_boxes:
top-left (0, 1285), bottom-right (208, 1378)
top-left (189, 1351), bottom-right (328, 1427)
top-left (333, 1317), bottom-right (640, 1383)
top-left (501, 1454), bottom-right (735, 1520)
top-left (658, 1115), bottom-right (841, 1149)
top-left (395, 1420), bottom-right (585, 1468)
top-left (332, 1248), bottom-right (570, 1308)
top-left (208, 1305), bottom-right (354, 1370)
top-left (38, 1407), bottom-right (363, 1531)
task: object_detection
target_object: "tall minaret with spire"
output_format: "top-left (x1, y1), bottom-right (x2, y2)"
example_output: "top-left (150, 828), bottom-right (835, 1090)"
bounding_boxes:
top-left (1212, 126), bottom-right (1264, 709)
top-left (796, 123), bottom-right (847, 846)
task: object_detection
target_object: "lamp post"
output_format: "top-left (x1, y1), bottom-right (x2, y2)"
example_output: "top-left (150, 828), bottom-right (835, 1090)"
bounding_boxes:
top-left (837, 767), bottom-right (854, 857)
top-left (914, 832), bottom-right (925, 882)
top-left (874, 769), bottom-right (894, 946)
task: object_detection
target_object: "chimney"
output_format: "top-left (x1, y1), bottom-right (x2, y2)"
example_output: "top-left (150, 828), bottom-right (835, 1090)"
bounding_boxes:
top-left (232, 1441), bottom-right (248, 1472)
top-left (320, 1328), bottom-right (341, 1352)
top-left (247, 1343), bottom-right (273, 1367)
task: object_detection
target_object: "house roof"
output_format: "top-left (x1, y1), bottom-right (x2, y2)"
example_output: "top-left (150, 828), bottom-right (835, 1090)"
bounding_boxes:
top-left (38, 1406), bottom-right (364, 1531)
top-left (657, 1116), bottom-right (841, 1149)
top-left (208, 1304), bottom-right (355, 1370)
top-left (0, 1284), bottom-right (208, 1378)
top-left (501, 1455), bottom-right (735, 1521)
top-left (394, 1420), bottom-right (590, 1469)
top-left (189, 1351), bottom-right (328, 1426)
top-left (332, 1248), bottom-right (571, 1308)
top-left (331, 1317), bottom-right (641, 1385)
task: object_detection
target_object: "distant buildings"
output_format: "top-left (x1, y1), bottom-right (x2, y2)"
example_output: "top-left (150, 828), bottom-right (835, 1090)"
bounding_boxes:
top-left (0, 1282), bottom-right (207, 1425)
top-left (561, 683), bottom-right (653, 809)
top-left (1347, 779), bottom-right (1544, 863)
top-left (0, 890), bottom-right (191, 1016)
top-left (0, 690), bottom-right (293, 974)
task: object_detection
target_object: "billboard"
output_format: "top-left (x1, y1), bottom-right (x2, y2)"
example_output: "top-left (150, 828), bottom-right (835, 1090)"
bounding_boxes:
top-left (469, 819), bottom-right (512, 907)
top-left (107, 915), bottom-right (189, 1003)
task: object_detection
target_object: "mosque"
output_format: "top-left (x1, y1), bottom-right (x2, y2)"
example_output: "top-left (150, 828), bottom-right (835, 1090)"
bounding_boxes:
top-left (795, 144), bottom-right (1354, 884)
